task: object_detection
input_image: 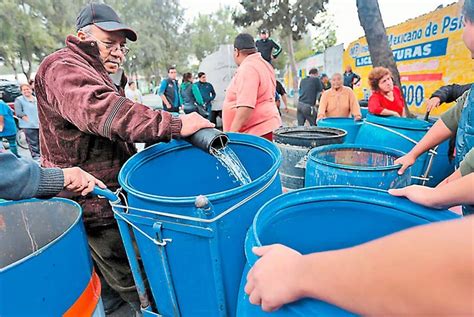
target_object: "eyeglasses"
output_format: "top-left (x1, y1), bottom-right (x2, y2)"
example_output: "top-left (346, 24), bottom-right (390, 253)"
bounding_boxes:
top-left (87, 33), bottom-right (130, 56)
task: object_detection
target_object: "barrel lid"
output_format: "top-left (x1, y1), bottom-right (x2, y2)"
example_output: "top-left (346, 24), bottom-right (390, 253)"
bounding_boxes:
top-left (366, 114), bottom-right (432, 131)
top-left (274, 127), bottom-right (347, 148)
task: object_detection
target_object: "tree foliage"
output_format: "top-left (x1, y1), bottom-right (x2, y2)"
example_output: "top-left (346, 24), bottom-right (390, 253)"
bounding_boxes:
top-left (187, 7), bottom-right (239, 63)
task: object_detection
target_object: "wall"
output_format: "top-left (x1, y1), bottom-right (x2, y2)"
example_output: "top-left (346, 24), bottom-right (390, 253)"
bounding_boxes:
top-left (343, 2), bottom-right (472, 116)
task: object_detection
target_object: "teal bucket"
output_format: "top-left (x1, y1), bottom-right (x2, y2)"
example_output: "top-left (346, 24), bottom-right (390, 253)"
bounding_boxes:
top-left (115, 133), bottom-right (282, 316)
top-left (317, 118), bottom-right (362, 143)
top-left (237, 186), bottom-right (459, 316)
top-left (355, 114), bottom-right (454, 186)
top-left (305, 144), bottom-right (410, 189)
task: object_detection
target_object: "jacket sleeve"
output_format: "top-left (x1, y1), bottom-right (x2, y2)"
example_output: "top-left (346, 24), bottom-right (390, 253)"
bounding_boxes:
top-left (210, 84), bottom-right (216, 101)
top-left (0, 153), bottom-right (64, 200)
top-left (271, 39), bottom-right (282, 58)
top-left (14, 97), bottom-right (26, 117)
top-left (353, 73), bottom-right (361, 85)
top-left (192, 84), bottom-right (204, 105)
top-left (430, 83), bottom-right (472, 104)
top-left (40, 60), bottom-right (182, 144)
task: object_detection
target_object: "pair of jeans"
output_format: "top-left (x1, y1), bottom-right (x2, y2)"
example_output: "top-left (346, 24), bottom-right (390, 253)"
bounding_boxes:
top-left (24, 128), bottom-right (40, 161)
top-left (297, 102), bottom-right (317, 126)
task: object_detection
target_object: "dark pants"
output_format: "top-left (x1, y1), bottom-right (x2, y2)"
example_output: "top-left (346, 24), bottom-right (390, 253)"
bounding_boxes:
top-left (86, 224), bottom-right (141, 314)
top-left (209, 110), bottom-right (222, 125)
top-left (3, 134), bottom-right (19, 157)
top-left (297, 102), bottom-right (317, 126)
top-left (24, 128), bottom-right (40, 160)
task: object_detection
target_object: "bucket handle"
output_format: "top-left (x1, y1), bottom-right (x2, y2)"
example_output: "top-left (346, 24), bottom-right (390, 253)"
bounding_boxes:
top-left (94, 170), bottom-right (278, 225)
top-left (364, 121), bottom-right (437, 155)
top-left (92, 187), bottom-right (172, 247)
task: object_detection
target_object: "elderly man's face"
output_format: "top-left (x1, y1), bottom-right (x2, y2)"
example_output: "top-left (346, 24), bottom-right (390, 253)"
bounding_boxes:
top-left (331, 74), bottom-right (343, 89)
top-left (78, 25), bottom-right (127, 74)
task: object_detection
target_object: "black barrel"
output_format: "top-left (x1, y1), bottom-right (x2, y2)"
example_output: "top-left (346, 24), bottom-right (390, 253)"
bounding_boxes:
top-left (274, 127), bottom-right (347, 190)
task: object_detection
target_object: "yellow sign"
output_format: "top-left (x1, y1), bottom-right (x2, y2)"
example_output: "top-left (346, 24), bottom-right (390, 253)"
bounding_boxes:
top-left (343, 3), bottom-right (473, 116)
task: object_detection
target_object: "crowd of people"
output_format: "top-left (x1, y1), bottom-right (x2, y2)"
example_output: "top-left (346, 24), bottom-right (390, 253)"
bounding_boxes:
top-left (0, 1), bottom-right (473, 316)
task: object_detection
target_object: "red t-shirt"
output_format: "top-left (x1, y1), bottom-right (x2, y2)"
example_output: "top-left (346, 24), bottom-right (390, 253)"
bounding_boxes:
top-left (368, 86), bottom-right (404, 116)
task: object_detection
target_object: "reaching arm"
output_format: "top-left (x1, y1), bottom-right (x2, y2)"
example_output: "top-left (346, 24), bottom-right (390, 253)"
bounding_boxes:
top-left (39, 60), bottom-right (182, 143)
top-left (395, 119), bottom-right (454, 174)
top-left (430, 83), bottom-right (472, 104)
top-left (389, 172), bottom-right (474, 208)
top-left (246, 216), bottom-right (474, 315)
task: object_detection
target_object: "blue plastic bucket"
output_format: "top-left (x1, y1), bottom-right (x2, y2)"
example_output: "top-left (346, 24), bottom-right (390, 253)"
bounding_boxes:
top-left (355, 114), bottom-right (454, 186)
top-left (116, 133), bottom-right (282, 316)
top-left (305, 144), bottom-right (410, 189)
top-left (360, 106), bottom-right (369, 118)
top-left (0, 199), bottom-right (104, 316)
top-left (237, 186), bottom-right (459, 316)
top-left (317, 118), bottom-right (363, 143)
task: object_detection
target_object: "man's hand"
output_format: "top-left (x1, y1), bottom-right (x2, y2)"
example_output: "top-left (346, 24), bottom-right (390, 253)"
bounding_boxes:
top-left (22, 115), bottom-right (29, 122)
top-left (354, 115), bottom-right (362, 121)
top-left (394, 153), bottom-right (417, 175)
top-left (245, 244), bottom-right (306, 312)
top-left (62, 167), bottom-right (106, 196)
top-left (425, 97), bottom-right (441, 112)
top-left (388, 186), bottom-right (436, 208)
top-left (179, 112), bottom-right (215, 137)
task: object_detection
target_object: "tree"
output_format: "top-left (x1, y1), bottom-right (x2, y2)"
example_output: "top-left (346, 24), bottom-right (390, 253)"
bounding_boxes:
top-left (356, 0), bottom-right (410, 115)
top-left (234, 0), bottom-right (328, 96)
top-left (188, 7), bottom-right (239, 63)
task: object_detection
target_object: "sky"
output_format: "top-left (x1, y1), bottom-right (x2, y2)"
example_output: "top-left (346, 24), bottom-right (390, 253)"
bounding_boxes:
top-left (180, 0), bottom-right (457, 47)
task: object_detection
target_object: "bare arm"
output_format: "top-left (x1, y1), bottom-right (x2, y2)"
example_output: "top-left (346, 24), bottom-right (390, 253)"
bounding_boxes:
top-left (395, 119), bottom-right (453, 174)
top-left (379, 108), bottom-right (400, 117)
top-left (246, 216), bottom-right (474, 315)
top-left (389, 172), bottom-right (474, 208)
top-left (0, 115), bottom-right (4, 132)
top-left (229, 106), bottom-right (254, 132)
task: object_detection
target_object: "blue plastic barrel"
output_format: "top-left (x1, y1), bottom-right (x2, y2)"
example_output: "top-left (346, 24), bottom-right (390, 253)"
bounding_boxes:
top-left (317, 118), bottom-right (363, 143)
top-left (355, 114), bottom-right (454, 186)
top-left (0, 199), bottom-right (104, 316)
top-left (116, 133), bottom-right (282, 317)
top-left (305, 144), bottom-right (410, 189)
top-left (237, 186), bottom-right (459, 316)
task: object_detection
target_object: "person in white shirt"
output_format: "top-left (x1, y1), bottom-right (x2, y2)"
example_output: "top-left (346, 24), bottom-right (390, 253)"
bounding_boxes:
top-left (125, 81), bottom-right (143, 103)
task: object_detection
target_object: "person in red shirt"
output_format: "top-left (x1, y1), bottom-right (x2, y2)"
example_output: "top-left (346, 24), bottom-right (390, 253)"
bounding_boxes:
top-left (367, 67), bottom-right (405, 117)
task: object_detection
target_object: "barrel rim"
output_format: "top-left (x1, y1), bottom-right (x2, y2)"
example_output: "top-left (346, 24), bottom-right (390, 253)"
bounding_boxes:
top-left (365, 113), bottom-right (432, 131)
top-left (0, 198), bottom-right (83, 273)
top-left (246, 186), bottom-right (459, 266)
top-left (118, 133), bottom-right (282, 204)
top-left (317, 117), bottom-right (364, 125)
top-left (307, 143), bottom-right (406, 171)
top-left (274, 126), bottom-right (348, 140)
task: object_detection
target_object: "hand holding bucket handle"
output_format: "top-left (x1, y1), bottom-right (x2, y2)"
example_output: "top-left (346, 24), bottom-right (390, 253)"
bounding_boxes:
top-left (91, 185), bottom-right (152, 312)
top-left (92, 186), bottom-right (120, 203)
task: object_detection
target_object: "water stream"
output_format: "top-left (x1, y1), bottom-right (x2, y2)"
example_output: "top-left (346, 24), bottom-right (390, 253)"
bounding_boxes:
top-left (211, 147), bottom-right (252, 185)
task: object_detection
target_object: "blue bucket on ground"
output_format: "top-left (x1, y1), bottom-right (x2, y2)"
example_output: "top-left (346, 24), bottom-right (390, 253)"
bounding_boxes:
top-left (305, 144), bottom-right (410, 189)
top-left (317, 118), bottom-right (363, 143)
top-left (360, 107), bottom-right (369, 118)
top-left (0, 199), bottom-right (104, 316)
top-left (237, 186), bottom-right (459, 316)
top-left (115, 133), bottom-right (282, 316)
top-left (355, 114), bottom-right (454, 186)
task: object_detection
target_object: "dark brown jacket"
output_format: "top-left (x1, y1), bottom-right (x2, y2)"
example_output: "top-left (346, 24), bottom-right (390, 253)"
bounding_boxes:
top-left (35, 35), bottom-right (182, 226)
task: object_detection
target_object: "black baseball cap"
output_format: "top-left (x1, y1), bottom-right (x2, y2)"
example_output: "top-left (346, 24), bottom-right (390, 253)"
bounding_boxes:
top-left (76, 3), bottom-right (137, 41)
top-left (234, 33), bottom-right (257, 50)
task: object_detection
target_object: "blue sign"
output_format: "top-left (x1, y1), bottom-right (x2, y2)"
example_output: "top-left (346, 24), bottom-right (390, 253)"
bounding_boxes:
top-left (355, 38), bottom-right (449, 67)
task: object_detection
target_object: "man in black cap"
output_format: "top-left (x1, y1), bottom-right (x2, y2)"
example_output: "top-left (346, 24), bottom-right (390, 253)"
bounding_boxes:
top-left (222, 33), bottom-right (281, 141)
top-left (34, 3), bottom-right (213, 315)
top-left (255, 29), bottom-right (282, 64)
